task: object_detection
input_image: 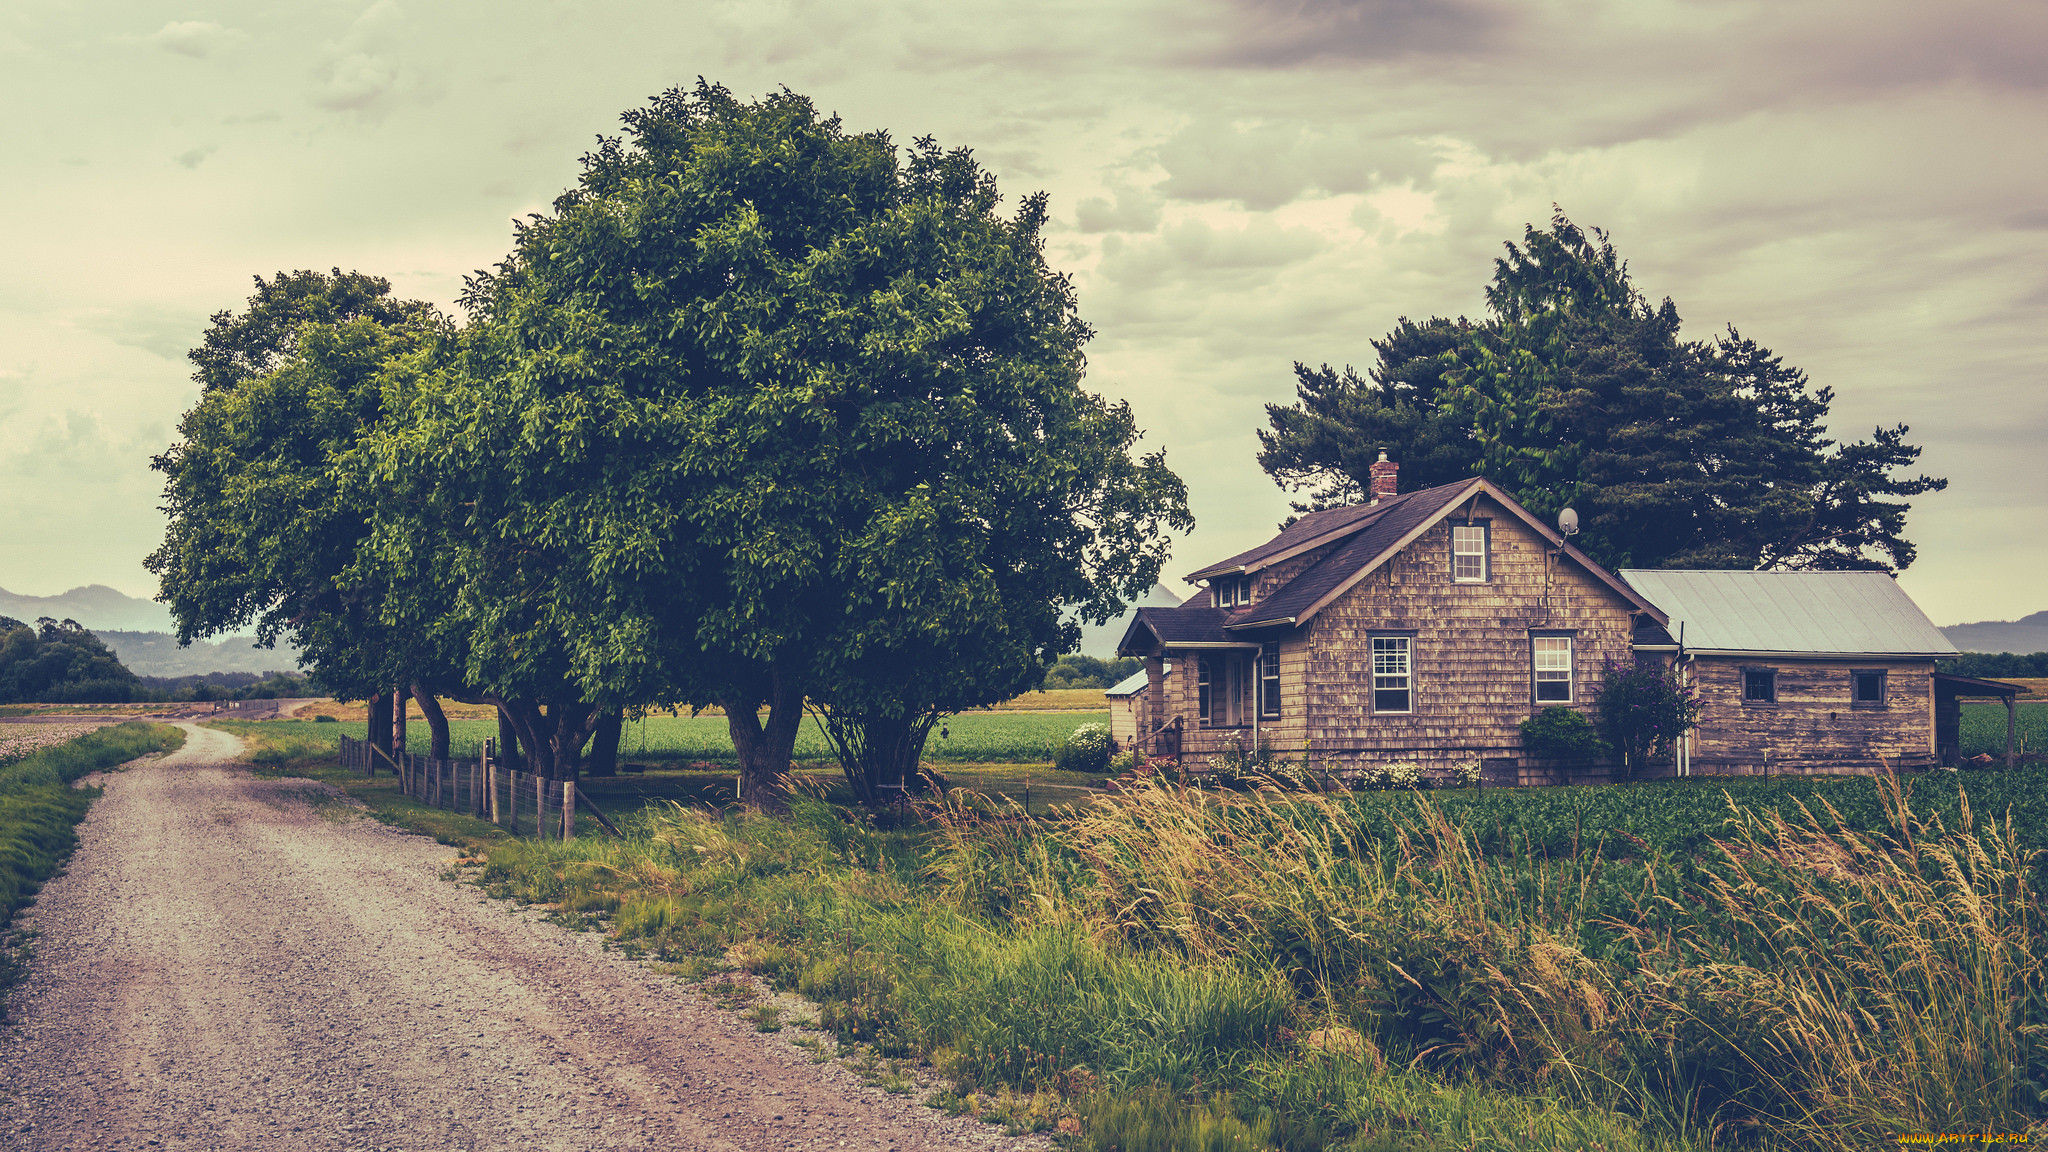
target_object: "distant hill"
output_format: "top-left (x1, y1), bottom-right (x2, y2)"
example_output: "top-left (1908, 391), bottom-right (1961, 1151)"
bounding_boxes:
top-left (96, 631), bottom-right (302, 678)
top-left (1941, 611), bottom-right (2048, 655)
top-left (0, 584), bottom-right (173, 632)
top-left (1075, 583), bottom-right (1191, 658)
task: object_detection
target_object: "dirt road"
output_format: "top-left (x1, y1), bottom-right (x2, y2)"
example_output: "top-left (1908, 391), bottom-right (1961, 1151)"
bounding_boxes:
top-left (0, 724), bottom-right (1029, 1152)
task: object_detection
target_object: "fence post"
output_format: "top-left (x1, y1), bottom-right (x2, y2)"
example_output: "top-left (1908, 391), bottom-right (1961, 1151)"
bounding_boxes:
top-left (485, 733), bottom-right (501, 824)
top-left (562, 781), bottom-right (576, 840)
top-left (531, 773), bottom-right (543, 840)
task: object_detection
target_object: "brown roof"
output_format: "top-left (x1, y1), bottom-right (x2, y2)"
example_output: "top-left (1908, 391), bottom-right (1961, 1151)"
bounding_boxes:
top-left (1123, 478), bottom-right (1663, 656)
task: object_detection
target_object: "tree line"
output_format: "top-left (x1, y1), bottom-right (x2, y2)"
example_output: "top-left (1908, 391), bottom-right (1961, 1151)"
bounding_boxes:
top-left (149, 83), bottom-right (1190, 806)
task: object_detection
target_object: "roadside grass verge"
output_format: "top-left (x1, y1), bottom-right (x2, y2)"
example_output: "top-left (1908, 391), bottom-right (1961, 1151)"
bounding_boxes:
top-left (208, 721), bottom-right (512, 853)
top-left (475, 767), bottom-right (2048, 1152)
top-left (1, 721), bottom-right (185, 1002)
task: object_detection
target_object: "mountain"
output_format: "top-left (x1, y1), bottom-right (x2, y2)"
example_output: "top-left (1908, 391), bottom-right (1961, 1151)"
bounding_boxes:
top-left (1941, 611), bottom-right (2048, 655)
top-left (0, 584), bottom-right (174, 632)
top-left (1075, 583), bottom-right (1191, 658)
top-left (95, 631), bottom-right (303, 678)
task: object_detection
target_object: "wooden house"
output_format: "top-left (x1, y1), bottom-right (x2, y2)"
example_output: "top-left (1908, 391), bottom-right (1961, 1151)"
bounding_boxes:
top-left (1622, 569), bottom-right (2018, 772)
top-left (1116, 458), bottom-right (1666, 784)
top-left (1115, 457), bottom-right (2014, 783)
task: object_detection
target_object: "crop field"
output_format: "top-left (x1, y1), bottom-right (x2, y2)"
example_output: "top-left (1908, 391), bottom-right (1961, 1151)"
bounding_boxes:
top-left (1961, 698), bottom-right (2046, 757)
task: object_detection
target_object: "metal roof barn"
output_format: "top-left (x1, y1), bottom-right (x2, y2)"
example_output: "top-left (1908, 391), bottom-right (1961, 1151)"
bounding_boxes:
top-left (1618, 569), bottom-right (1960, 656)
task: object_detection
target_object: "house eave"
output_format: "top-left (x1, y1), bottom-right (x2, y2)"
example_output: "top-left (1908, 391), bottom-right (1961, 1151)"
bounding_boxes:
top-left (1676, 648), bottom-right (1952, 661)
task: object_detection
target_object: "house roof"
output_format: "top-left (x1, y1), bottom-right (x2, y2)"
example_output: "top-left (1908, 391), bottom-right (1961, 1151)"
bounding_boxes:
top-left (1618, 569), bottom-right (1959, 657)
top-left (1104, 663), bottom-right (1172, 698)
top-left (1119, 477), bottom-right (1663, 657)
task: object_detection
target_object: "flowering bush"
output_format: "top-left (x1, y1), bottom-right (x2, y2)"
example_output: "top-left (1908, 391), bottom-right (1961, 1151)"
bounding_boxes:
top-left (1452, 758), bottom-right (1483, 787)
top-left (1359, 760), bottom-right (1423, 790)
top-left (1594, 658), bottom-right (1702, 780)
top-left (1054, 723), bottom-right (1113, 774)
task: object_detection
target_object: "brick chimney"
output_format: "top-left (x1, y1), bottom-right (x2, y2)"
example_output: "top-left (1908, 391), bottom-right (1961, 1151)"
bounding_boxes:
top-left (1368, 449), bottom-right (1399, 502)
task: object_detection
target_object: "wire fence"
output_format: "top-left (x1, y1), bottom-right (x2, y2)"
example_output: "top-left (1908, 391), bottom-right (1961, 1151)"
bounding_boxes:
top-left (338, 734), bottom-right (616, 839)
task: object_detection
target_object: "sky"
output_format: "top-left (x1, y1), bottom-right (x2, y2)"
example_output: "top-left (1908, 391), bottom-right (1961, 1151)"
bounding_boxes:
top-left (1, 0), bottom-right (2043, 627)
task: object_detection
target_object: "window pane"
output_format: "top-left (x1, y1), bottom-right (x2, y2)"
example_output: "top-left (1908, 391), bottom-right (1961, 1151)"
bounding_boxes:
top-left (1452, 525), bottom-right (1485, 581)
top-left (1854, 671), bottom-right (1884, 703)
top-left (1744, 670), bottom-right (1775, 702)
top-left (1371, 637), bottom-right (1410, 712)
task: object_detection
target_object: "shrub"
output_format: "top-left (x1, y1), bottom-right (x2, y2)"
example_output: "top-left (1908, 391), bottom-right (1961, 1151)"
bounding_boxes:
top-left (1357, 761), bottom-right (1423, 790)
top-left (1519, 706), bottom-right (1606, 760)
top-left (313, 713), bottom-right (339, 723)
top-left (1593, 659), bottom-right (1700, 779)
top-left (1106, 750), bottom-right (1138, 776)
top-left (1055, 723), bottom-right (1113, 775)
top-left (1452, 758), bottom-right (1483, 787)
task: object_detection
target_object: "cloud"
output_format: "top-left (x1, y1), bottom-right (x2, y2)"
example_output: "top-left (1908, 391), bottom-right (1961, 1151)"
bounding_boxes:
top-left (146, 21), bottom-right (247, 59)
top-left (1186, 0), bottom-right (1511, 66)
top-left (1075, 186), bottom-right (1163, 233)
top-left (1098, 217), bottom-right (1328, 290)
top-left (174, 144), bottom-right (217, 169)
top-left (1155, 121), bottom-right (1443, 210)
top-left (312, 1), bottom-right (416, 114)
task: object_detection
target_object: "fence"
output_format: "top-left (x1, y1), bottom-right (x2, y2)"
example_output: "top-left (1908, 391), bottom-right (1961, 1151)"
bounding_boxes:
top-left (337, 734), bottom-right (617, 840)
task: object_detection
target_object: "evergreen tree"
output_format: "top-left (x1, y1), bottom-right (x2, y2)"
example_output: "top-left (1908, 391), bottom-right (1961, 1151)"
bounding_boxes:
top-left (1259, 212), bottom-right (1945, 570)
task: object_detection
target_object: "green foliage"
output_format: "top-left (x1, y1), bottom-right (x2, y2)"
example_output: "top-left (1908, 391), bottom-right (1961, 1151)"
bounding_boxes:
top-left (366, 82), bottom-right (1188, 803)
top-left (1518, 706), bottom-right (1607, 760)
top-left (1259, 212), bottom-right (1945, 572)
top-left (0, 723), bottom-right (183, 934)
top-left (1055, 723), bottom-right (1113, 774)
top-left (0, 617), bottom-right (146, 704)
top-left (1594, 658), bottom-right (1702, 779)
top-left (1945, 652), bottom-right (2048, 678)
top-left (1046, 655), bottom-right (1143, 690)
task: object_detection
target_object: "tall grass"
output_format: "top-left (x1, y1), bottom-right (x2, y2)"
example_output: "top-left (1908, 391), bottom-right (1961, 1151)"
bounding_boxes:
top-left (0, 722), bottom-right (185, 930)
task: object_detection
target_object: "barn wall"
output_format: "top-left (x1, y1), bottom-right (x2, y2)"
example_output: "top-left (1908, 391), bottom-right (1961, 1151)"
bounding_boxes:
top-left (1685, 656), bottom-right (1938, 772)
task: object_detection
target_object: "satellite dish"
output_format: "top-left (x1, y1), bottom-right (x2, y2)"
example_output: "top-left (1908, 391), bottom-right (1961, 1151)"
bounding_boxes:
top-left (1558, 507), bottom-right (1580, 537)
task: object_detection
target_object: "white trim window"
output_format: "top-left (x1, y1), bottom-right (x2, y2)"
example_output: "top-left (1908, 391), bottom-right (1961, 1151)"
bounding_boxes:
top-left (1197, 658), bottom-right (1213, 723)
top-left (1370, 636), bottom-right (1412, 713)
top-left (1259, 643), bottom-right (1281, 719)
top-left (1452, 524), bottom-right (1489, 582)
top-left (1532, 636), bottom-right (1574, 703)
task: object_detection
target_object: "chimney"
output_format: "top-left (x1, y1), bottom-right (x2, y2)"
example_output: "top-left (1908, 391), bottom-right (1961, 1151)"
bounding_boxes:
top-left (1368, 449), bottom-right (1399, 502)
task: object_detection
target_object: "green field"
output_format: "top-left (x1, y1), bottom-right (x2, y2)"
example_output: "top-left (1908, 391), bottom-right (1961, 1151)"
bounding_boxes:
top-left (298, 709), bottom-right (1109, 765)
top-left (1961, 699), bottom-right (2046, 758)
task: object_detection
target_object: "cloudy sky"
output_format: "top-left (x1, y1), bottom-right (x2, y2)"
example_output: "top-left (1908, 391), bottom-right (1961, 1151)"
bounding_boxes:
top-left (2, 0), bottom-right (2043, 627)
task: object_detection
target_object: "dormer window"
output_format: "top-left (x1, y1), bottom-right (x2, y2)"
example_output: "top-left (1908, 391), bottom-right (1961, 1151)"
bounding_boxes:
top-left (1212, 575), bottom-right (1251, 608)
top-left (1452, 523), bottom-right (1489, 582)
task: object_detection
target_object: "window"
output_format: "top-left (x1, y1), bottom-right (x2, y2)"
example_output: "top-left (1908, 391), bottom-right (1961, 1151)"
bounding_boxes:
top-left (1743, 667), bottom-right (1777, 705)
top-left (1370, 635), bottom-right (1412, 713)
top-left (1852, 669), bottom-right (1886, 707)
top-left (1452, 523), bottom-right (1489, 582)
top-left (1259, 644), bottom-right (1281, 719)
top-left (1197, 658), bottom-right (1212, 723)
top-left (1532, 636), bottom-right (1574, 703)
top-left (1211, 576), bottom-right (1251, 608)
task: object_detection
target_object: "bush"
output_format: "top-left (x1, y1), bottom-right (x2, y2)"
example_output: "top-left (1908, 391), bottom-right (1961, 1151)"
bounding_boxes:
top-left (1106, 750), bottom-right (1137, 776)
top-left (1055, 723), bottom-right (1113, 774)
top-left (313, 713), bottom-right (338, 723)
top-left (1357, 761), bottom-right (1423, 790)
top-left (1593, 658), bottom-right (1700, 779)
top-left (1519, 706), bottom-right (1607, 760)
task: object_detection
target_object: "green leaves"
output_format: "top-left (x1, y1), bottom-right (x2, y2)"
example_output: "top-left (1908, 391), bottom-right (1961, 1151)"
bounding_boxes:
top-left (1260, 210), bottom-right (1944, 572)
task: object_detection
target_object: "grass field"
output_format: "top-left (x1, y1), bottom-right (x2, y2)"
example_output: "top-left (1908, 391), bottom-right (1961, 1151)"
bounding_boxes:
top-left (1962, 698), bottom-right (2047, 758)
top-left (276, 710), bottom-right (1108, 765)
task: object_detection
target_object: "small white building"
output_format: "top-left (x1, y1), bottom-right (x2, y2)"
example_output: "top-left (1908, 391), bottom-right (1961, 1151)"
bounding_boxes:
top-left (1106, 663), bottom-right (1172, 750)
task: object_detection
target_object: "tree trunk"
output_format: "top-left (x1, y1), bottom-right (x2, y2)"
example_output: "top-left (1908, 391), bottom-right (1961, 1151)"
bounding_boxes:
top-left (546, 700), bottom-right (602, 782)
top-left (412, 686), bottom-right (450, 759)
top-left (496, 707), bottom-right (522, 771)
top-left (720, 669), bottom-right (802, 810)
top-left (498, 699), bottom-right (553, 778)
top-left (367, 692), bottom-right (393, 759)
top-left (392, 686), bottom-right (408, 756)
top-left (589, 711), bottom-right (623, 777)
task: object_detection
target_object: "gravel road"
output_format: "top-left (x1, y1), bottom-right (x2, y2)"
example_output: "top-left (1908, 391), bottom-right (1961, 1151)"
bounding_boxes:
top-left (0, 724), bottom-right (1038, 1152)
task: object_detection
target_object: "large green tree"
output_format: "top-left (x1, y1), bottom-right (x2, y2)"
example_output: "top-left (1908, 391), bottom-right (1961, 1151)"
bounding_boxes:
top-left (147, 271), bottom-right (469, 755)
top-left (1260, 213), bottom-right (1945, 571)
top-left (374, 82), bottom-right (1188, 805)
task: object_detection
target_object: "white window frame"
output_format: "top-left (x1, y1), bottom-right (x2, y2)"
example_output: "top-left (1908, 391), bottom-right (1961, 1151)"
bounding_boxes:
top-left (1370, 635), bottom-right (1412, 714)
top-left (1452, 523), bottom-right (1489, 583)
top-left (1532, 635), bottom-right (1574, 703)
top-left (1197, 658), bottom-right (1212, 723)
